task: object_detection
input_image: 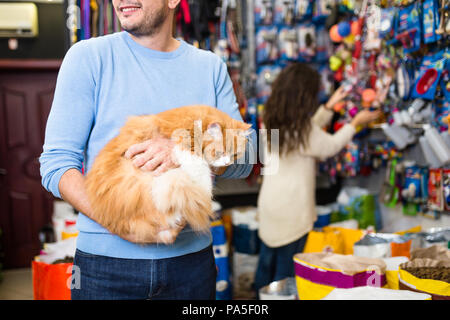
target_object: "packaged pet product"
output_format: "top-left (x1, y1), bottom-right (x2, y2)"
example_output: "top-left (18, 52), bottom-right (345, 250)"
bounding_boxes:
top-left (398, 245), bottom-right (450, 300)
top-left (322, 226), bottom-right (365, 255)
top-left (304, 226), bottom-right (365, 255)
top-left (318, 65), bottom-right (334, 103)
top-left (353, 233), bottom-right (412, 259)
top-left (32, 236), bottom-right (78, 300)
top-left (315, 26), bottom-right (333, 62)
top-left (297, 24), bottom-right (316, 62)
top-left (278, 26), bottom-right (298, 61)
top-left (412, 58), bottom-right (446, 100)
top-left (422, 0), bottom-right (442, 44)
top-left (254, 0), bottom-right (274, 25)
top-left (444, 171), bottom-right (450, 211)
top-left (441, 62), bottom-right (450, 101)
top-left (211, 219), bottom-right (232, 300)
top-left (415, 227), bottom-right (450, 248)
top-left (232, 252), bottom-right (259, 299)
top-left (395, 2), bottom-right (422, 54)
top-left (313, 0), bottom-right (333, 22)
top-left (295, 0), bottom-right (312, 22)
top-left (52, 200), bottom-right (78, 242)
top-left (256, 26), bottom-right (279, 64)
top-left (379, 7), bottom-right (397, 39)
top-left (428, 168), bottom-right (444, 211)
top-left (336, 187), bottom-right (380, 230)
top-left (273, 0), bottom-right (295, 26)
top-left (322, 286), bottom-right (431, 300)
top-left (32, 261), bottom-right (73, 300)
top-left (402, 164), bottom-right (422, 201)
top-left (231, 206), bottom-right (260, 254)
top-left (256, 65), bottom-right (282, 104)
top-left (303, 229), bottom-right (346, 254)
top-left (401, 163), bottom-right (423, 216)
top-left (382, 256), bottom-right (410, 290)
top-left (293, 252), bottom-right (387, 300)
top-left (436, 101), bottom-right (450, 132)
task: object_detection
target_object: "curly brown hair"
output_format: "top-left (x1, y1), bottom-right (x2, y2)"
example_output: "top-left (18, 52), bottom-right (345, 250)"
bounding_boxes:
top-left (263, 63), bottom-right (321, 155)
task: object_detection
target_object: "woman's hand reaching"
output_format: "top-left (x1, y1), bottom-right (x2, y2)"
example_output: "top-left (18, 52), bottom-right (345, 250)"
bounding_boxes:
top-left (351, 109), bottom-right (382, 128)
top-left (325, 85), bottom-right (349, 111)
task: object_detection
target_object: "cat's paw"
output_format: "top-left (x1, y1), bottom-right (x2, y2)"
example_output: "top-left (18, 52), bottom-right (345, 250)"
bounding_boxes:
top-left (157, 229), bottom-right (177, 244)
top-left (168, 212), bottom-right (184, 228)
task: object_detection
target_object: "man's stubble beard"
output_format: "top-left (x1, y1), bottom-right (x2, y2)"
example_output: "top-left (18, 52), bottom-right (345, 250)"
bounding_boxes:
top-left (122, 6), bottom-right (170, 37)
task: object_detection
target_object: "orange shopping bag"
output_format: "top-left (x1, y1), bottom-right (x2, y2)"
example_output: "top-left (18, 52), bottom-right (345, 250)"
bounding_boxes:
top-left (32, 261), bottom-right (73, 300)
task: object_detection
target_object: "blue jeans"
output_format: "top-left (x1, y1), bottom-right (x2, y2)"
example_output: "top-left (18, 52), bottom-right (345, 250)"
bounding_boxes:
top-left (71, 245), bottom-right (216, 300)
top-left (253, 233), bottom-right (308, 298)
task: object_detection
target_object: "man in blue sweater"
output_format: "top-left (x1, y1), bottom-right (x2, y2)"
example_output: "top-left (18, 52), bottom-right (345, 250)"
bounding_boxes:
top-left (39, 0), bottom-right (255, 299)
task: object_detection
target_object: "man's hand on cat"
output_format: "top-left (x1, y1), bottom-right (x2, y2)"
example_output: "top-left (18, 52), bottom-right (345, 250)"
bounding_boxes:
top-left (124, 137), bottom-right (180, 176)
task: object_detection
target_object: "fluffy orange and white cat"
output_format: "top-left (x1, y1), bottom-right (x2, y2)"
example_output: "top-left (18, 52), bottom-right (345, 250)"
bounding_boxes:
top-left (85, 105), bottom-right (251, 244)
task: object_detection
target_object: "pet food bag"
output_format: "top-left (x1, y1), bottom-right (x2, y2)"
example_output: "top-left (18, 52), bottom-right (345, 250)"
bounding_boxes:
top-left (382, 256), bottom-right (410, 290)
top-left (304, 227), bottom-right (365, 255)
top-left (293, 252), bottom-right (387, 300)
top-left (398, 245), bottom-right (450, 299)
top-left (414, 227), bottom-right (450, 249)
top-left (32, 236), bottom-right (77, 300)
top-left (32, 261), bottom-right (72, 300)
top-left (210, 219), bottom-right (232, 300)
top-left (322, 286), bottom-right (431, 300)
top-left (231, 206), bottom-right (260, 254)
top-left (353, 233), bottom-right (412, 259)
top-left (232, 252), bottom-right (259, 299)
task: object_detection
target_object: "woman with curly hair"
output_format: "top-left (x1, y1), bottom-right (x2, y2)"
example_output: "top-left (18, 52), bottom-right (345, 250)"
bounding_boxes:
top-left (254, 63), bottom-right (381, 295)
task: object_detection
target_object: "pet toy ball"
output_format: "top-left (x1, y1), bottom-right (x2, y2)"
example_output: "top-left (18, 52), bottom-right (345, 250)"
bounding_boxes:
top-left (337, 21), bottom-right (351, 38)
top-left (334, 101), bottom-right (347, 112)
top-left (329, 25), bottom-right (343, 42)
top-left (329, 55), bottom-right (343, 71)
top-left (362, 88), bottom-right (376, 107)
top-left (343, 34), bottom-right (355, 45)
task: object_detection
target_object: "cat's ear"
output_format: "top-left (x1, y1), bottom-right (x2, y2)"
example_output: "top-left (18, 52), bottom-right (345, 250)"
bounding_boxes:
top-left (241, 123), bottom-right (253, 137)
top-left (243, 123), bottom-right (252, 130)
top-left (206, 122), bottom-right (223, 139)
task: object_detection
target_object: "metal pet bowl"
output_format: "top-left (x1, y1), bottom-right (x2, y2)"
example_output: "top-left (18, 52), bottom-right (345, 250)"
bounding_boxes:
top-left (259, 277), bottom-right (298, 300)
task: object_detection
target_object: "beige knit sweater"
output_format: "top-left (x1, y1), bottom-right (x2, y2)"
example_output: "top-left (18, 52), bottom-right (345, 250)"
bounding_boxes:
top-left (257, 106), bottom-right (356, 248)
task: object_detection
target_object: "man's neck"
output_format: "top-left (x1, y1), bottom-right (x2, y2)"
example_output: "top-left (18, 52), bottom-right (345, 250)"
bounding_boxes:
top-left (128, 22), bottom-right (180, 52)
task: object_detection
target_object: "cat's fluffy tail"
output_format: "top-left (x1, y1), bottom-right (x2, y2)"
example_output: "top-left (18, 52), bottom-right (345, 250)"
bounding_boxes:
top-left (151, 148), bottom-right (214, 231)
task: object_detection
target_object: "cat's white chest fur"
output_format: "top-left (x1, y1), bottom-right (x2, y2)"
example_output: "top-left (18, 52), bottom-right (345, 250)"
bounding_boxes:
top-left (171, 145), bottom-right (213, 193)
top-left (150, 145), bottom-right (213, 229)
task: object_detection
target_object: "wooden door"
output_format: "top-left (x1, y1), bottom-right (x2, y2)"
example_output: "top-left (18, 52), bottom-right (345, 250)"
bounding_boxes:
top-left (0, 61), bottom-right (59, 268)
